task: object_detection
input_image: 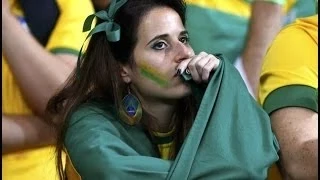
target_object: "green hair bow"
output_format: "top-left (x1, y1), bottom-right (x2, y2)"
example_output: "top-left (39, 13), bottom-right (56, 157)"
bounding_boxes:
top-left (77, 0), bottom-right (128, 79)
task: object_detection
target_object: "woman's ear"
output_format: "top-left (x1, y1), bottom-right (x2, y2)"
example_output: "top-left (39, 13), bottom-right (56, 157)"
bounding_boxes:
top-left (120, 65), bottom-right (132, 84)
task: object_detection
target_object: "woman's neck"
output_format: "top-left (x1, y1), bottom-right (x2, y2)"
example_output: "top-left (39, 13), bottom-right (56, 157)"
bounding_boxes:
top-left (139, 96), bottom-right (178, 133)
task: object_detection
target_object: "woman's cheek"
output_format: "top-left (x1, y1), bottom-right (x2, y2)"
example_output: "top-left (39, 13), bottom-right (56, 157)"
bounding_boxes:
top-left (138, 61), bottom-right (171, 87)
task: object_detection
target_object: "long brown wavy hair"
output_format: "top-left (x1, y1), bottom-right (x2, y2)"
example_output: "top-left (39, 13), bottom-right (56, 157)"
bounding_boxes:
top-left (46, 0), bottom-right (197, 179)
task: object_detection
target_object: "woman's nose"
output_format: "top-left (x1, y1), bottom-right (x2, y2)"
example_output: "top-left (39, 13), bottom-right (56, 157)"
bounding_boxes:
top-left (174, 43), bottom-right (194, 63)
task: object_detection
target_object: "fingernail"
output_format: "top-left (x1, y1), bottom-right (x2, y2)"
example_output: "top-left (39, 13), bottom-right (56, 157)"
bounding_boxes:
top-left (185, 68), bottom-right (190, 74)
top-left (176, 69), bottom-right (181, 75)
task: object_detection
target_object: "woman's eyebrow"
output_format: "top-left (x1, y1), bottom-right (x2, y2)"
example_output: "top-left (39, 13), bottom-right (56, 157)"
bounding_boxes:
top-left (146, 30), bottom-right (188, 46)
top-left (147, 34), bottom-right (169, 46)
top-left (180, 30), bottom-right (188, 36)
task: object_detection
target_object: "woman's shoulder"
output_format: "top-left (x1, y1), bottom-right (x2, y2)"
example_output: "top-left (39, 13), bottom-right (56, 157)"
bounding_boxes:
top-left (67, 99), bottom-right (117, 127)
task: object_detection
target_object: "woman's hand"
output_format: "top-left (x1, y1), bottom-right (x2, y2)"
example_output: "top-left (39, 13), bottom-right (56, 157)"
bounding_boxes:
top-left (177, 52), bottom-right (220, 83)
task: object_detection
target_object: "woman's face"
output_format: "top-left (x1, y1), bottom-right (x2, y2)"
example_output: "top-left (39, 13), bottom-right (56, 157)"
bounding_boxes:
top-left (122, 7), bottom-right (195, 104)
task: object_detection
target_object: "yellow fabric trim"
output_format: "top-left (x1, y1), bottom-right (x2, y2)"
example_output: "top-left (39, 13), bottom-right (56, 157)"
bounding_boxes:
top-left (158, 142), bottom-right (174, 148)
top-left (186, 0), bottom-right (251, 18)
top-left (259, 15), bottom-right (318, 105)
top-left (152, 128), bottom-right (175, 160)
top-left (185, 0), bottom-right (296, 18)
top-left (157, 142), bottom-right (175, 160)
top-left (152, 127), bottom-right (175, 137)
top-left (267, 163), bottom-right (282, 180)
top-left (186, 0), bottom-right (297, 18)
top-left (65, 150), bottom-right (82, 180)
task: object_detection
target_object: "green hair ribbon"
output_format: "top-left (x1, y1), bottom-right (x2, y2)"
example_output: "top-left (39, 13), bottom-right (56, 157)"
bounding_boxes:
top-left (77, 0), bottom-right (128, 79)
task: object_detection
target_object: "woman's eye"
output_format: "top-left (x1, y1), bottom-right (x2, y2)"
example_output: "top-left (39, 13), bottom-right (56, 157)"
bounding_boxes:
top-left (179, 36), bottom-right (189, 44)
top-left (152, 42), bottom-right (167, 50)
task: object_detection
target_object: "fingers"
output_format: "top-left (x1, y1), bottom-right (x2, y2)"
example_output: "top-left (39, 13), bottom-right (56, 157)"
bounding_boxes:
top-left (176, 51), bottom-right (206, 75)
top-left (176, 58), bottom-right (191, 75)
top-left (185, 52), bottom-right (208, 82)
top-left (201, 55), bottom-right (220, 82)
top-left (177, 52), bottom-right (220, 83)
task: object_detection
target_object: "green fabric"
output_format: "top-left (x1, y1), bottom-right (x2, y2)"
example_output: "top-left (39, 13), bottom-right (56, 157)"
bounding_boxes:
top-left (263, 85), bottom-right (318, 115)
top-left (50, 47), bottom-right (79, 56)
top-left (185, 0), bottom-right (316, 64)
top-left (65, 55), bottom-right (279, 179)
top-left (186, 5), bottom-right (249, 64)
top-left (283, 0), bottom-right (317, 25)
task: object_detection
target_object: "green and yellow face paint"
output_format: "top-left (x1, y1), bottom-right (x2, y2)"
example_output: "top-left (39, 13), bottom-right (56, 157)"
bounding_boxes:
top-left (138, 61), bottom-right (170, 87)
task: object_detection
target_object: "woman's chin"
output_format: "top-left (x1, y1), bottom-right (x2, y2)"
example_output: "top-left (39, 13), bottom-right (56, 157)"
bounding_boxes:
top-left (170, 83), bottom-right (192, 98)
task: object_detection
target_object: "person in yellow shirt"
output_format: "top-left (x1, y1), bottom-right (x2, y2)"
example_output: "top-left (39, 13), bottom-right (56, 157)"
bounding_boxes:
top-left (2, 0), bottom-right (94, 179)
top-left (259, 14), bottom-right (318, 179)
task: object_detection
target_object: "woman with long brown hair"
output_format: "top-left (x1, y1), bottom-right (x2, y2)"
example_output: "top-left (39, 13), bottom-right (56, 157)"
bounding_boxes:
top-left (46, 0), bottom-right (280, 179)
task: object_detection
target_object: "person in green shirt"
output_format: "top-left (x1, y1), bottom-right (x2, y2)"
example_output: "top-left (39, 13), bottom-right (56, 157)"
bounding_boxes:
top-left (186, 0), bottom-right (317, 98)
top-left (46, 0), bottom-right (279, 179)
